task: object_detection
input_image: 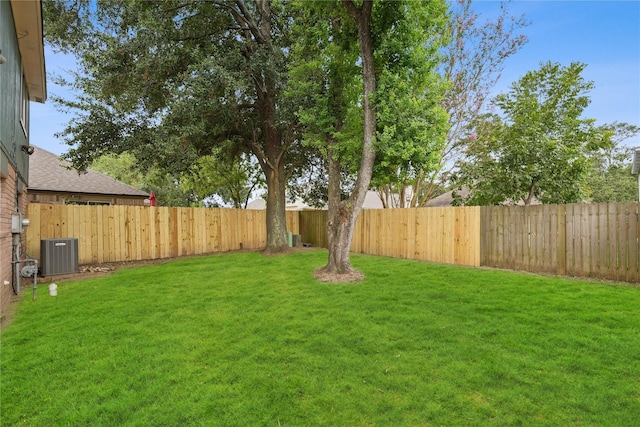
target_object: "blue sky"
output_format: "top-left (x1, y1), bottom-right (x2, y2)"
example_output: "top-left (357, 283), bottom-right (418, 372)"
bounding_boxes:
top-left (31, 0), bottom-right (640, 156)
top-left (476, 0), bottom-right (640, 145)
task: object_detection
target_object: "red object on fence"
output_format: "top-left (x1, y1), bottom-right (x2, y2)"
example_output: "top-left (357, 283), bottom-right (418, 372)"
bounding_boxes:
top-left (149, 191), bottom-right (156, 206)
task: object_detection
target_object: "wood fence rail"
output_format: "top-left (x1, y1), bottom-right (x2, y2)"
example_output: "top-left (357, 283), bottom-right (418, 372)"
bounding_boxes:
top-left (300, 207), bottom-right (481, 267)
top-left (25, 202), bottom-right (640, 283)
top-left (26, 204), bottom-right (299, 265)
top-left (299, 204), bottom-right (639, 283)
top-left (481, 203), bottom-right (640, 283)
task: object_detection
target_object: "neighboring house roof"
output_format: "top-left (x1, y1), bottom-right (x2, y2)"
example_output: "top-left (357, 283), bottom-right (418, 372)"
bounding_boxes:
top-left (246, 195), bottom-right (314, 211)
top-left (246, 198), bottom-right (265, 210)
top-left (632, 147), bottom-right (640, 175)
top-left (247, 190), bottom-right (389, 211)
top-left (362, 191), bottom-right (384, 209)
top-left (246, 198), bottom-right (318, 211)
top-left (425, 188), bottom-right (471, 207)
top-left (426, 187), bottom-right (542, 207)
top-left (29, 146), bottom-right (148, 197)
top-left (249, 186), bottom-right (546, 210)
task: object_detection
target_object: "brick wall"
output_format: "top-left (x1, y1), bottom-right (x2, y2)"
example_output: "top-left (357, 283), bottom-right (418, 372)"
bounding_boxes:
top-left (1, 163), bottom-right (28, 317)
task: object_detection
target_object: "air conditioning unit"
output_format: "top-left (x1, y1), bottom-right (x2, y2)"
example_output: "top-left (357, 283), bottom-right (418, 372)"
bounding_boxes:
top-left (40, 238), bottom-right (79, 276)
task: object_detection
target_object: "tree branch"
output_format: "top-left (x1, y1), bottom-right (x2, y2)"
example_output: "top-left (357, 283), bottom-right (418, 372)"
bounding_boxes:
top-left (249, 130), bottom-right (275, 172)
top-left (341, 0), bottom-right (359, 21)
top-left (160, 2), bottom-right (196, 15)
top-left (233, 0), bottom-right (264, 43)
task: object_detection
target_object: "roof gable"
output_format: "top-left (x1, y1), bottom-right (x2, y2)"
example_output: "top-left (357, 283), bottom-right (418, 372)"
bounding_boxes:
top-left (29, 146), bottom-right (149, 197)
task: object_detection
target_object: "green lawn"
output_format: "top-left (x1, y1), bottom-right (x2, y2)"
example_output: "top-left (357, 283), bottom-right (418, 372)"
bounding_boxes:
top-left (1, 250), bottom-right (638, 426)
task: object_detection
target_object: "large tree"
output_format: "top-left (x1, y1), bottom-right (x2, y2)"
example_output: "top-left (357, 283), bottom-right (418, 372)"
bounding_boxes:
top-left (45, 0), bottom-right (296, 252)
top-left (371, 0), bottom-right (529, 207)
top-left (290, 0), bottom-right (449, 278)
top-left (453, 61), bottom-right (608, 206)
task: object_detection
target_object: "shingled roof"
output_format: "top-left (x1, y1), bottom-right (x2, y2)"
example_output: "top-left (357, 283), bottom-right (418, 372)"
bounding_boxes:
top-left (29, 146), bottom-right (149, 197)
top-left (425, 186), bottom-right (542, 207)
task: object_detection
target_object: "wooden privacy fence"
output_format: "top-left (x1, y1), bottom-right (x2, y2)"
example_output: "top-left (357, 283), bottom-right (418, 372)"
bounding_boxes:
top-left (26, 204), bottom-right (299, 265)
top-left (25, 202), bottom-right (640, 283)
top-left (300, 203), bottom-right (640, 283)
top-left (300, 207), bottom-right (482, 267)
top-left (481, 203), bottom-right (640, 283)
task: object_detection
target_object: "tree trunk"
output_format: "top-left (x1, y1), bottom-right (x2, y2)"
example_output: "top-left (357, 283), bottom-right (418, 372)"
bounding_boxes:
top-left (317, 0), bottom-right (375, 280)
top-left (230, 0), bottom-right (288, 254)
top-left (523, 181), bottom-right (536, 206)
top-left (263, 158), bottom-right (289, 253)
top-left (319, 138), bottom-right (361, 276)
top-left (258, 99), bottom-right (289, 253)
top-left (324, 201), bottom-right (360, 274)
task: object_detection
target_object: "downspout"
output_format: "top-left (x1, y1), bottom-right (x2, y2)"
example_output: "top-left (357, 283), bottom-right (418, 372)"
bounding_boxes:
top-left (12, 174), bottom-right (20, 295)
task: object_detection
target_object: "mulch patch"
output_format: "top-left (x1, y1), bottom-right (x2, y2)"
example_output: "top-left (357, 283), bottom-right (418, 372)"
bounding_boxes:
top-left (314, 268), bottom-right (365, 283)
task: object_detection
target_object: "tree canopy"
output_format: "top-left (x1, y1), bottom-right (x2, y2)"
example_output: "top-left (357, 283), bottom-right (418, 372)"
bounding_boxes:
top-left (288, 0), bottom-right (449, 277)
top-left (453, 61), bottom-right (608, 206)
top-left (585, 122), bottom-right (640, 203)
top-left (90, 153), bottom-right (197, 207)
top-left (45, 0), bottom-right (298, 251)
top-left (336, 0), bottom-right (528, 208)
top-left (183, 150), bottom-right (264, 208)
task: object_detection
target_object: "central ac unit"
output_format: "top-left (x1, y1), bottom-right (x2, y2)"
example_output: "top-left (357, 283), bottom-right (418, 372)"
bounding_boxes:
top-left (40, 238), bottom-right (79, 276)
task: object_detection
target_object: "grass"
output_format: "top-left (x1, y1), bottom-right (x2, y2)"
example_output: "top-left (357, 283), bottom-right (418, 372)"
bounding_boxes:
top-left (1, 249), bottom-right (639, 426)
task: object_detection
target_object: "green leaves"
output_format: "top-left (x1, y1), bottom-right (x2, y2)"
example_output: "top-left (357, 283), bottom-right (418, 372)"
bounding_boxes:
top-left (46, 1), bottom-right (294, 216)
top-left (288, 0), bottom-right (450, 192)
top-left (585, 122), bottom-right (640, 202)
top-left (455, 62), bottom-right (604, 206)
top-left (373, 66), bottom-right (448, 185)
top-left (183, 150), bottom-right (265, 208)
top-left (90, 152), bottom-right (198, 206)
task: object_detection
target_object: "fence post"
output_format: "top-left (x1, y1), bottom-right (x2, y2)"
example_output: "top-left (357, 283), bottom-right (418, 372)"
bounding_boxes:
top-left (557, 205), bottom-right (566, 276)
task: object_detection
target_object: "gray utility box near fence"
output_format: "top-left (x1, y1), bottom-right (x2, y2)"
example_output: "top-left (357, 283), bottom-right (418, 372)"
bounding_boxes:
top-left (40, 238), bottom-right (79, 276)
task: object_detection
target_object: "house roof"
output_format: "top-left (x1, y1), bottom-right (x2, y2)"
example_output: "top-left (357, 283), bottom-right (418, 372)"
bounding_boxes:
top-left (29, 146), bottom-right (149, 197)
top-left (246, 198), bottom-right (311, 211)
top-left (247, 190), bottom-right (389, 211)
top-left (425, 188), bottom-right (471, 207)
top-left (10, 0), bottom-right (46, 103)
top-left (426, 187), bottom-right (542, 207)
top-left (632, 147), bottom-right (640, 175)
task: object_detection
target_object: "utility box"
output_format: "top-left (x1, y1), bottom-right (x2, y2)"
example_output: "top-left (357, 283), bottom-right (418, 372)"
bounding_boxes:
top-left (11, 213), bottom-right (30, 233)
top-left (40, 238), bottom-right (79, 276)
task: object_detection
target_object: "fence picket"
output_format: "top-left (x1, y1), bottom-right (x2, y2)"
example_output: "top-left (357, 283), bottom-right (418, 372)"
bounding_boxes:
top-left (584, 204), bottom-right (593, 276)
top-left (25, 203), bottom-right (638, 283)
top-left (25, 203), bottom-right (41, 259)
top-left (629, 203), bottom-right (639, 282)
top-left (606, 204), bottom-right (617, 280)
top-left (588, 204), bottom-right (599, 278)
top-left (616, 204), bottom-right (627, 281)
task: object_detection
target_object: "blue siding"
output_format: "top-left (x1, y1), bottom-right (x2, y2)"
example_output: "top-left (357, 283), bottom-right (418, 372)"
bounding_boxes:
top-left (0, 0), bottom-right (30, 183)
